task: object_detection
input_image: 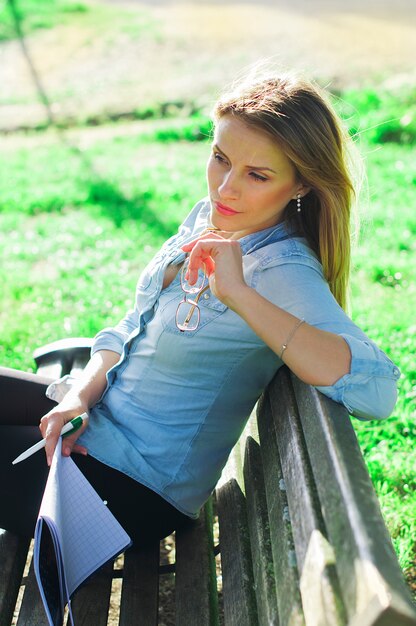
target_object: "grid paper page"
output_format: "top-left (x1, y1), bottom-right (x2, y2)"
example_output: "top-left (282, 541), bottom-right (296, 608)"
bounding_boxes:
top-left (56, 453), bottom-right (131, 596)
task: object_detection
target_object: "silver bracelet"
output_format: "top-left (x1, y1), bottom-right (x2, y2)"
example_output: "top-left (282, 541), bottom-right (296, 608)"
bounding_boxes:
top-left (279, 318), bottom-right (305, 361)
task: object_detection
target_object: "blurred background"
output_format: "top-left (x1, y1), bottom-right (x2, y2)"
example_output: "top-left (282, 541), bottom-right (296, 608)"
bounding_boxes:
top-left (2, 0), bottom-right (416, 129)
top-left (0, 0), bottom-right (415, 613)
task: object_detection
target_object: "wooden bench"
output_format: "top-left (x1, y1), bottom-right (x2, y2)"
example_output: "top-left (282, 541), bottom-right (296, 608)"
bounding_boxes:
top-left (1, 338), bottom-right (415, 625)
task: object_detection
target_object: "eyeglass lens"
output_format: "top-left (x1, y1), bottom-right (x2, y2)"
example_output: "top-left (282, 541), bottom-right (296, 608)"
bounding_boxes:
top-left (180, 259), bottom-right (207, 294)
top-left (176, 300), bottom-right (201, 331)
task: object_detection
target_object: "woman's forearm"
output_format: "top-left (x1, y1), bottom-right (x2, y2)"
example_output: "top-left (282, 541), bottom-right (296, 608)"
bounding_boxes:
top-left (40, 349), bottom-right (121, 464)
top-left (64, 349), bottom-right (121, 409)
top-left (227, 285), bottom-right (351, 387)
top-left (182, 234), bottom-right (352, 386)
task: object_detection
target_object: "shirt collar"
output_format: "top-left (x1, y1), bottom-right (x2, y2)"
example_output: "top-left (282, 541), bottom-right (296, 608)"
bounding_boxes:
top-left (238, 221), bottom-right (293, 255)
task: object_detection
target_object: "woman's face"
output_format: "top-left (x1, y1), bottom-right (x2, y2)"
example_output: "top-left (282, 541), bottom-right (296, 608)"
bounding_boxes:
top-left (206, 114), bottom-right (303, 238)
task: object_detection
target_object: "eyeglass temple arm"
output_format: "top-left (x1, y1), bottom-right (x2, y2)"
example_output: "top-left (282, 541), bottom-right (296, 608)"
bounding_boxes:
top-left (183, 285), bottom-right (210, 325)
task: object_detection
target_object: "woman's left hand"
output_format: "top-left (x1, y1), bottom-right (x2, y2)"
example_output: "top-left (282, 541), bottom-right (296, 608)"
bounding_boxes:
top-left (181, 232), bottom-right (249, 309)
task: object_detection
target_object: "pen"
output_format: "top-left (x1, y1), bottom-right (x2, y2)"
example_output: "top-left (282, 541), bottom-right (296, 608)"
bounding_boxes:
top-left (12, 412), bottom-right (89, 465)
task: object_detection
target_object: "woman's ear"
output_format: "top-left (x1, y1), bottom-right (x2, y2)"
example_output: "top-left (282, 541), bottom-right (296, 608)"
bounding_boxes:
top-left (293, 185), bottom-right (311, 200)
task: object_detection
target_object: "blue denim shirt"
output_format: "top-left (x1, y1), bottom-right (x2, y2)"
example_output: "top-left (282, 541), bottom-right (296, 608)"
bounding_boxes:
top-left (77, 198), bottom-right (400, 518)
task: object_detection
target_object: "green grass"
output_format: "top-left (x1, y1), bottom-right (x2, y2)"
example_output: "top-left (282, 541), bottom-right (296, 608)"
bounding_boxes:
top-left (335, 86), bottom-right (416, 145)
top-left (0, 132), bottom-right (209, 370)
top-left (0, 93), bottom-right (415, 588)
top-left (0, 0), bottom-right (89, 42)
top-left (348, 141), bottom-right (416, 574)
top-left (0, 0), bottom-right (158, 44)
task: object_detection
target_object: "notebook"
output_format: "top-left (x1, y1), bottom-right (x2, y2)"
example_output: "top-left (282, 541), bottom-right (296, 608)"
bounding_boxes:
top-left (33, 439), bottom-right (132, 626)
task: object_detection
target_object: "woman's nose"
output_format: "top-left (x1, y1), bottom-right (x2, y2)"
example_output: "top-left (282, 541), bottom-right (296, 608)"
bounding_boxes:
top-left (218, 170), bottom-right (240, 200)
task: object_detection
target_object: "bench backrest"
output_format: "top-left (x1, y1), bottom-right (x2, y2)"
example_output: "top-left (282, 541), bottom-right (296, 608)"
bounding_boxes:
top-left (216, 366), bottom-right (416, 625)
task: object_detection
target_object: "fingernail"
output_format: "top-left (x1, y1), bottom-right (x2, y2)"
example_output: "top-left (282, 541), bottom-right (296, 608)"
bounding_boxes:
top-left (47, 456), bottom-right (51, 467)
top-left (64, 446), bottom-right (71, 456)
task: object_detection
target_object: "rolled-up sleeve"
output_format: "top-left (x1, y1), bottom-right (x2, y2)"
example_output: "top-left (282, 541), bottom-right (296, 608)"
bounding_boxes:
top-left (91, 306), bottom-right (140, 356)
top-left (255, 251), bottom-right (401, 421)
top-left (315, 334), bottom-right (400, 421)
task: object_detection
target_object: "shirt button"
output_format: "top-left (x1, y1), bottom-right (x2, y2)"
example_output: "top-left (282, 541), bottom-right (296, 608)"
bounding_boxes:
top-left (393, 367), bottom-right (400, 375)
top-left (203, 293), bottom-right (210, 300)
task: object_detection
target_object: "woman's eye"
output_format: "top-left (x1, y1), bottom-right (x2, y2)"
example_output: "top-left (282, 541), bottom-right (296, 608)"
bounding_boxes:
top-left (250, 172), bottom-right (268, 182)
top-left (213, 153), bottom-right (226, 164)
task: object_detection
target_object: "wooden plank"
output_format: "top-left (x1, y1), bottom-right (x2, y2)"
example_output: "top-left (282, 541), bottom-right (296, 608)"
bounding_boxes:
top-left (268, 369), bottom-right (325, 567)
top-left (216, 440), bottom-right (258, 626)
top-left (243, 436), bottom-right (279, 626)
top-left (69, 560), bottom-right (114, 626)
top-left (16, 551), bottom-right (50, 626)
top-left (291, 373), bottom-right (416, 626)
top-left (175, 499), bottom-right (218, 626)
top-left (257, 392), bottom-right (305, 626)
top-left (268, 369), bottom-right (347, 626)
top-left (119, 542), bottom-right (160, 626)
top-left (0, 531), bottom-right (30, 626)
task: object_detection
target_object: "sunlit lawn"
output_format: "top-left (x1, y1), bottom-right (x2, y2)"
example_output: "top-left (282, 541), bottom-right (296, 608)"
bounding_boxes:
top-left (0, 115), bottom-right (415, 586)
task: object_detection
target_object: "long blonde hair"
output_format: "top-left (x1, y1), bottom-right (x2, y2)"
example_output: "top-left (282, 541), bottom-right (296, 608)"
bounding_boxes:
top-left (213, 72), bottom-right (356, 310)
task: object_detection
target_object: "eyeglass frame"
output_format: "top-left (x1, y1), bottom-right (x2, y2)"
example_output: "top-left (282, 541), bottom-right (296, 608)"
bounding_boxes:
top-left (175, 259), bottom-right (209, 332)
top-left (174, 227), bottom-right (220, 332)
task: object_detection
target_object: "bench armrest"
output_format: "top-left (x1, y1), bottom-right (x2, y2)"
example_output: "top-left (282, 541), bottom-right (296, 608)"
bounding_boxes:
top-left (33, 337), bottom-right (93, 379)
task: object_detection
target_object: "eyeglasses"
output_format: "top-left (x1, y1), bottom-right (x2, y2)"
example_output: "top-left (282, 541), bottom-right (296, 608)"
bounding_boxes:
top-left (175, 258), bottom-right (209, 332)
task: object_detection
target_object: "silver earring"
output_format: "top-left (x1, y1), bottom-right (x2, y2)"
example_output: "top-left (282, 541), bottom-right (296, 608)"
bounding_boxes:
top-left (297, 193), bottom-right (301, 213)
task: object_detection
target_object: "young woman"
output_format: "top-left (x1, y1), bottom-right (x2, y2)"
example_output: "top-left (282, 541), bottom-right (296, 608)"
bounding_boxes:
top-left (0, 72), bottom-right (400, 544)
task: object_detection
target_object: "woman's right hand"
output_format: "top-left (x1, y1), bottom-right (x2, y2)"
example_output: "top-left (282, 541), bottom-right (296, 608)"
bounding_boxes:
top-left (181, 232), bottom-right (248, 309)
top-left (37, 349), bottom-right (121, 466)
top-left (39, 396), bottom-right (89, 466)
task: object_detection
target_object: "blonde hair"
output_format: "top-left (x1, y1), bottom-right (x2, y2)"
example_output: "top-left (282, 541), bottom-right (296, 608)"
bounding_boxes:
top-left (213, 72), bottom-right (357, 310)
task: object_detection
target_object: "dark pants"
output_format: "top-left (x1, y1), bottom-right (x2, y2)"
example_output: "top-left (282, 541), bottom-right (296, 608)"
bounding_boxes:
top-left (0, 367), bottom-right (191, 546)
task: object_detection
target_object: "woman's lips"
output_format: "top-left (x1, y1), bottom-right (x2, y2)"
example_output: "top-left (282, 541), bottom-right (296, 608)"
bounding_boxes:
top-left (215, 202), bottom-right (239, 216)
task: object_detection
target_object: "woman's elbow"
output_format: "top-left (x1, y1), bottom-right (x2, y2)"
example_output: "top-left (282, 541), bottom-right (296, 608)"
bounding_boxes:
top-left (347, 377), bottom-right (399, 421)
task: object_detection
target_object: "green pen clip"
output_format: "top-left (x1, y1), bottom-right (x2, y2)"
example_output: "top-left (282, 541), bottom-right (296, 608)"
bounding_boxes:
top-left (62, 415), bottom-right (83, 438)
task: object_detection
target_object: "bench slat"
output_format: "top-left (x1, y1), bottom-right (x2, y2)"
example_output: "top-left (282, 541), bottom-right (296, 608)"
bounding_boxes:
top-left (268, 370), bottom-right (347, 625)
top-left (70, 560), bottom-right (113, 626)
top-left (291, 374), bottom-right (416, 625)
top-left (269, 370), bottom-right (330, 566)
top-left (243, 436), bottom-right (279, 626)
top-left (16, 553), bottom-right (50, 626)
top-left (217, 437), bottom-right (259, 626)
top-left (257, 392), bottom-right (305, 626)
top-left (175, 500), bottom-right (219, 625)
top-left (0, 532), bottom-right (30, 626)
top-left (119, 542), bottom-right (160, 626)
